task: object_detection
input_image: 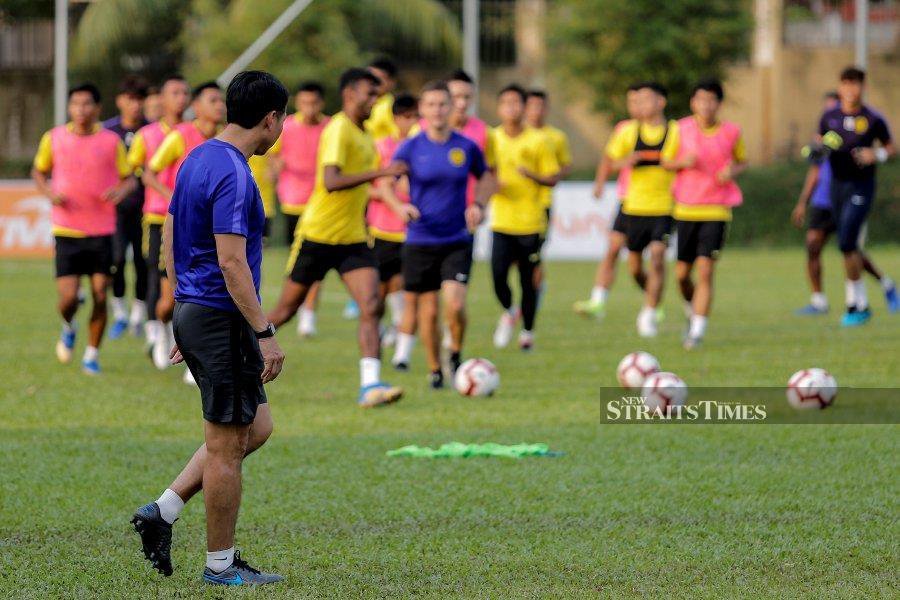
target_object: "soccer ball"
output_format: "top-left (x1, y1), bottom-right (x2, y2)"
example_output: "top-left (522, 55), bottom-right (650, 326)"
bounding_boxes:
top-left (641, 372), bottom-right (688, 413)
top-left (786, 368), bottom-right (837, 409)
top-left (454, 358), bottom-right (500, 397)
top-left (616, 351), bottom-right (660, 390)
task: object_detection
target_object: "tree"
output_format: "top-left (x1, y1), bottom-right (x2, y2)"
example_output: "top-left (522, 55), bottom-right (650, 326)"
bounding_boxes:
top-left (547, 0), bottom-right (751, 119)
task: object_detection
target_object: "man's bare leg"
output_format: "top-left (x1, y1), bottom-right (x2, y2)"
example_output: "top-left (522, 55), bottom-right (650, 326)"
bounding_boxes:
top-left (267, 279), bottom-right (311, 328)
top-left (203, 420), bottom-right (251, 555)
top-left (417, 291), bottom-right (440, 373)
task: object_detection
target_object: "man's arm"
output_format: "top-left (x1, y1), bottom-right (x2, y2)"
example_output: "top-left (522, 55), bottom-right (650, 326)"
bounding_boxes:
top-left (376, 161), bottom-right (419, 222)
top-left (466, 170), bottom-right (497, 230)
top-left (143, 131), bottom-right (183, 200)
top-left (32, 168), bottom-right (63, 205)
top-left (322, 163), bottom-right (406, 193)
top-left (791, 163), bottom-right (820, 228)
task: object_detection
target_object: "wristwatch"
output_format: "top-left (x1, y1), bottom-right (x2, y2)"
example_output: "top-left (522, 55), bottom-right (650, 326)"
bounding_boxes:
top-left (255, 323), bottom-right (276, 339)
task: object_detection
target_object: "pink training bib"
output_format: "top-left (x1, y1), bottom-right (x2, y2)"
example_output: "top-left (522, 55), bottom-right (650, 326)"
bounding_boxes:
top-left (140, 121), bottom-right (171, 216)
top-left (49, 125), bottom-right (122, 236)
top-left (277, 116), bottom-right (329, 208)
top-left (367, 135), bottom-right (408, 237)
top-left (673, 117), bottom-right (743, 207)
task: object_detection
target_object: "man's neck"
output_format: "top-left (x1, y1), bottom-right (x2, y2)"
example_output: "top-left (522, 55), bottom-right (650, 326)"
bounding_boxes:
top-left (195, 118), bottom-right (219, 138)
top-left (300, 113), bottom-right (323, 125)
top-left (450, 112), bottom-right (469, 129)
top-left (502, 121), bottom-right (524, 136)
top-left (161, 113), bottom-right (183, 128)
top-left (217, 125), bottom-right (258, 160)
top-left (526, 118), bottom-right (544, 129)
top-left (71, 121), bottom-right (95, 135)
top-left (694, 114), bottom-right (718, 129)
top-left (641, 113), bottom-right (665, 127)
top-left (841, 100), bottom-right (862, 114)
top-left (344, 106), bottom-right (365, 128)
top-left (121, 114), bottom-right (142, 130)
top-left (426, 124), bottom-right (451, 142)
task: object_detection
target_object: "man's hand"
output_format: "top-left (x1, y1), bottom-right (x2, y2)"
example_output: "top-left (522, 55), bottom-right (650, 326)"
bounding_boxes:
top-left (102, 185), bottom-right (127, 205)
top-left (791, 202), bottom-right (807, 229)
top-left (592, 181), bottom-right (605, 199)
top-left (715, 164), bottom-right (734, 184)
top-left (169, 344), bottom-right (184, 365)
top-left (465, 203), bottom-right (484, 230)
top-left (259, 337), bottom-right (285, 383)
top-left (395, 203), bottom-right (420, 223)
top-left (382, 162), bottom-right (408, 178)
top-left (852, 147), bottom-right (877, 167)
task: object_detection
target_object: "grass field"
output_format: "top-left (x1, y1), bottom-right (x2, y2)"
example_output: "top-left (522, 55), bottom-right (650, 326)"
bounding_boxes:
top-left (1, 246), bottom-right (898, 599)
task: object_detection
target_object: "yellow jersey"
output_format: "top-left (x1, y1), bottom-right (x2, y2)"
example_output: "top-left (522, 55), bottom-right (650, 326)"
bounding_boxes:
top-left (248, 153), bottom-right (276, 218)
top-left (673, 125), bottom-right (746, 222)
top-left (489, 126), bottom-right (559, 235)
top-left (605, 119), bottom-right (679, 216)
top-left (532, 125), bottom-right (571, 209)
top-left (364, 94), bottom-right (398, 141)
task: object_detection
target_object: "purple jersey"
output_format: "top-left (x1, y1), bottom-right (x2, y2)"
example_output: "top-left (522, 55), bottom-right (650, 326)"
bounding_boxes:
top-left (818, 105), bottom-right (891, 181)
top-left (811, 157), bottom-right (833, 210)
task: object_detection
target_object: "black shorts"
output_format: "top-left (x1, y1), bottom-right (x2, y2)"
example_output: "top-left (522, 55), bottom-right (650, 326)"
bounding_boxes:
top-left (284, 213), bottom-right (301, 246)
top-left (288, 238), bottom-right (377, 285)
top-left (807, 206), bottom-right (836, 233)
top-left (144, 221), bottom-right (166, 278)
top-left (611, 206), bottom-right (628, 234)
top-left (624, 215), bottom-right (673, 252)
top-left (402, 241), bottom-right (473, 293)
top-left (54, 235), bottom-right (113, 278)
top-left (173, 302), bottom-right (266, 425)
top-left (676, 220), bottom-right (727, 263)
top-left (371, 237), bottom-right (403, 283)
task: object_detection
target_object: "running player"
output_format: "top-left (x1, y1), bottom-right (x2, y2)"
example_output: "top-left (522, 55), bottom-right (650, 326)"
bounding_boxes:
top-left (385, 81), bottom-right (495, 386)
top-left (574, 84), bottom-right (641, 318)
top-left (604, 81), bottom-right (679, 337)
top-left (817, 67), bottom-right (895, 326)
top-left (32, 83), bottom-right (134, 374)
top-left (792, 91), bottom-right (898, 315)
top-left (266, 68), bottom-right (405, 407)
top-left (269, 81), bottom-right (330, 336)
top-left (103, 75), bottom-right (149, 339)
top-left (669, 79), bottom-right (746, 349)
top-left (367, 93), bottom-right (419, 348)
top-left (489, 84), bottom-right (561, 351)
top-left (128, 75), bottom-right (191, 363)
top-left (365, 58), bottom-right (400, 141)
top-left (143, 81), bottom-right (225, 369)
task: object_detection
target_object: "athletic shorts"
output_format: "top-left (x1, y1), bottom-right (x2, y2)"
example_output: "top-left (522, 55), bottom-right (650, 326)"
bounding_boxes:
top-left (173, 302), bottom-right (266, 425)
top-left (402, 241), bottom-right (473, 293)
top-left (54, 235), bottom-right (113, 278)
top-left (675, 220), bottom-right (727, 263)
top-left (611, 206), bottom-right (628, 235)
top-left (807, 206), bottom-right (836, 234)
top-left (371, 237), bottom-right (403, 283)
top-left (830, 178), bottom-right (875, 253)
top-left (143, 221), bottom-right (166, 278)
top-left (288, 239), bottom-right (376, 285)
top-left (624, 215), bottom-right (673, 252)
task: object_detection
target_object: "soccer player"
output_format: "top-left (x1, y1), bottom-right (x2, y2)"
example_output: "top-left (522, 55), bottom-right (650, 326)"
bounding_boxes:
top-left (143, 86), bottom-right (163, 122)
top-left (266, 68), bottom-right (406, 407)
top-left (384, 81), bottom-right (494, 386)
top-left (128, 75), bottom-right (191, 363)
top-left (32, 83), bottom-right (134, 374)
top-left (365, 57), bottom-right (400, 141)
top-left (669, 79), bottom-right (747, 349)
top-left (143, 81), bottom-right (225, 369)
top-left (103, 75), bottom-right (150, 339)
top-left (131, 71), bottom-right (287, 585)
top-left (446, 69), bottom-right (493, 202)
top-left (489, 84), bottom-right (561, 351)
top-left (817, 67), bottom-right (895, 326)
top-left (792, 91), bottom-right (897, 315)
top-left (269, 81), bottom-right (330, 336)
top-left (574, 84), bottom-right (641, 318)
top-left (524, 89), bottom-right (572, 231)
top-left (604, 81), bottom-right (679, 338)
top-left (367, 93), bottom-right (419, 348)
top-left (248, 152), bottom-right (276, 240)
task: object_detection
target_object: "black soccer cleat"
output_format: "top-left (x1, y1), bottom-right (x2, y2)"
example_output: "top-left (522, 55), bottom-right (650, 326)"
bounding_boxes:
top-left (393, 361), bottom-right (409, 372)
top-left (429, 369), bottom-right (444, 389)
top-left (449, 352), bottom-right (462, 378)
top-left (131, 501), bottom-right (173, 576)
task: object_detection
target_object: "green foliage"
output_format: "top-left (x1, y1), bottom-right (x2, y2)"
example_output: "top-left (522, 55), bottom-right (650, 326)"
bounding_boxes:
top-left (547, 0), bottom-right (751, 119)
top-left (0, 0), bottom-right (53, 21)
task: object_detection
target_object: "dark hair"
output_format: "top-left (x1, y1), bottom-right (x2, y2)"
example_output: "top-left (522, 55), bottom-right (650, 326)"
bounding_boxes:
top-left (691, 78), bottom-right (724, 101)
top-left (626, 82), bottom-right (642, 93)
top-left (633, 81), bottom-right (668, 98)
top-left (392, 93), bottom-right (418, 115)
top-left (824, 90), bottom-right (840, 101)
top-left (840, 66), bottom-right (865, 83)
top-left (526, 89), bottom-right (547, 101)
top-left (145, 85), bottom-right (160, 96)
top-left (368, 57), bottom-right (398, 78)
top-left (192, 81), bottom-right (220, 101)
top-left (296, 81), bottom-right (324, 97)
top-left (118, 75), bottom-right (148, 99)
top-left (498, 84), bottom-right (527, 102)
top-left (160, 74), bottom-right (186, 88)
top-left (447, 69), bottom-right (473, 84)
top-left (226, 71), bottom-right (289, 129)
top-left (339, 67), bottom-right (380, 92)
top-left (420, 79), bottom-right (450, 96)
top-left (68, 82), bottom-right (101, 103)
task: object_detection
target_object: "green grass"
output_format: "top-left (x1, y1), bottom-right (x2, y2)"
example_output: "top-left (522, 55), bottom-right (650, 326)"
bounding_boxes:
top-left (1, 247), bottom-right (898, 599)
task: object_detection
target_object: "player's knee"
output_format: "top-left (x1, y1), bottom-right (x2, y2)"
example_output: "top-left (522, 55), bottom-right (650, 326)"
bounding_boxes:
top-left (248, 421), bottom-right (273, 453)
top-left (92, 288), bottom-right (108, 306)
top-left (357, 294), bottom-right (380, 321)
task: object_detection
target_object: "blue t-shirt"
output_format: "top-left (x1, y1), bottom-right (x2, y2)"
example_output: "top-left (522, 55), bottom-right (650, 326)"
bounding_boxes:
top-left (393, 131), bottom-right (486, 245)
top-left (810, 157), bottom-right (832, 210)
top-left (818, 105), bottom-right (891, 181)
top-left (168, 139), bottom-right (265, 312)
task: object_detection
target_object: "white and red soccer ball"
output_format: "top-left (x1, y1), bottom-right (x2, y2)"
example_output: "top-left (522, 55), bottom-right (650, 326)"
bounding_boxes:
top-left (641, 371), bottom-right (688, 413)
top-left (786, 368), bottom-right (837, 409)
top-left (454, 358), bottom-right (500, 397)
top-left (616, 351), bottom-right (660, 390)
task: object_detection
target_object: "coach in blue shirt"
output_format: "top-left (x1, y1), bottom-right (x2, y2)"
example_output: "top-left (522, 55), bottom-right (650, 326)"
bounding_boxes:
top-left (131, 71), bottom-right (287, 586)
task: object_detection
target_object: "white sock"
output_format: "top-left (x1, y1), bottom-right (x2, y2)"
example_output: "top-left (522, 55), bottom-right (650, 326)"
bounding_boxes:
top-left (639, 305), bottom-right (656, 322)
top-left (155, 488), bottom-right (185, 524)
top-left (853, 279), bottom-right (868, 310)
top-left (206, 546), bottom-right (235, 573)
top-left (590, 286), bottom-right (607, 304)
top-left (881, 276), bottom-right (895, 292)
top-left (387, 292), bottom-right (404, 326)
top-left (129, 300), bottom-right (146, 324)
top-left (83, 346), bottom-right (98, 362)
top-left (145, 320), bottom-right (160, 343)
top-left (689, 315), bottom-right (707, 339)
top-left (845, 280), bottom-right (856, 308)
top-left (683, 301), bottom-right (693, 319)
top-left (810, 292), bottom-right (828, 310)
top-left (508, 306), bottom-right (519, 318)
top-left (111, 297), bottom-right (127, 321)
top-left (62, 319), bottom-right (75, 334)
top-left (360, 357), bottom-right (381, 388)
top-left (393, 332), bottom-right (415, 364)
top-left (299, 307), bottom-right (316, 330)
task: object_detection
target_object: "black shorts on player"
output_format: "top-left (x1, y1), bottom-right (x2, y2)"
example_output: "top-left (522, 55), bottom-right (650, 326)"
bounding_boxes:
top-left (288, 239), bottom-right (377, 285)
top-left (676, 220), bottom-right (727, 263)
top-left (807, 206), bottom-right (836, 234)
top-left (55, 235), bottom-right (113, 277)
top-left (172, 302), bottom-right (267, 425)
top-left (284, 214), bottom-right (301, 246)
top-left (611, 206), bottom-right (628, 235)
top-left (111, 202), bottom-right (147, 299)
top-left (624, 215), bottom-right (672, 252)
top-left (831, 178), bottom-right (874, 253)
top-left (371, 237), bottom-right (403, 283)
top-left (402, 241), bottom-right (473, 293)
